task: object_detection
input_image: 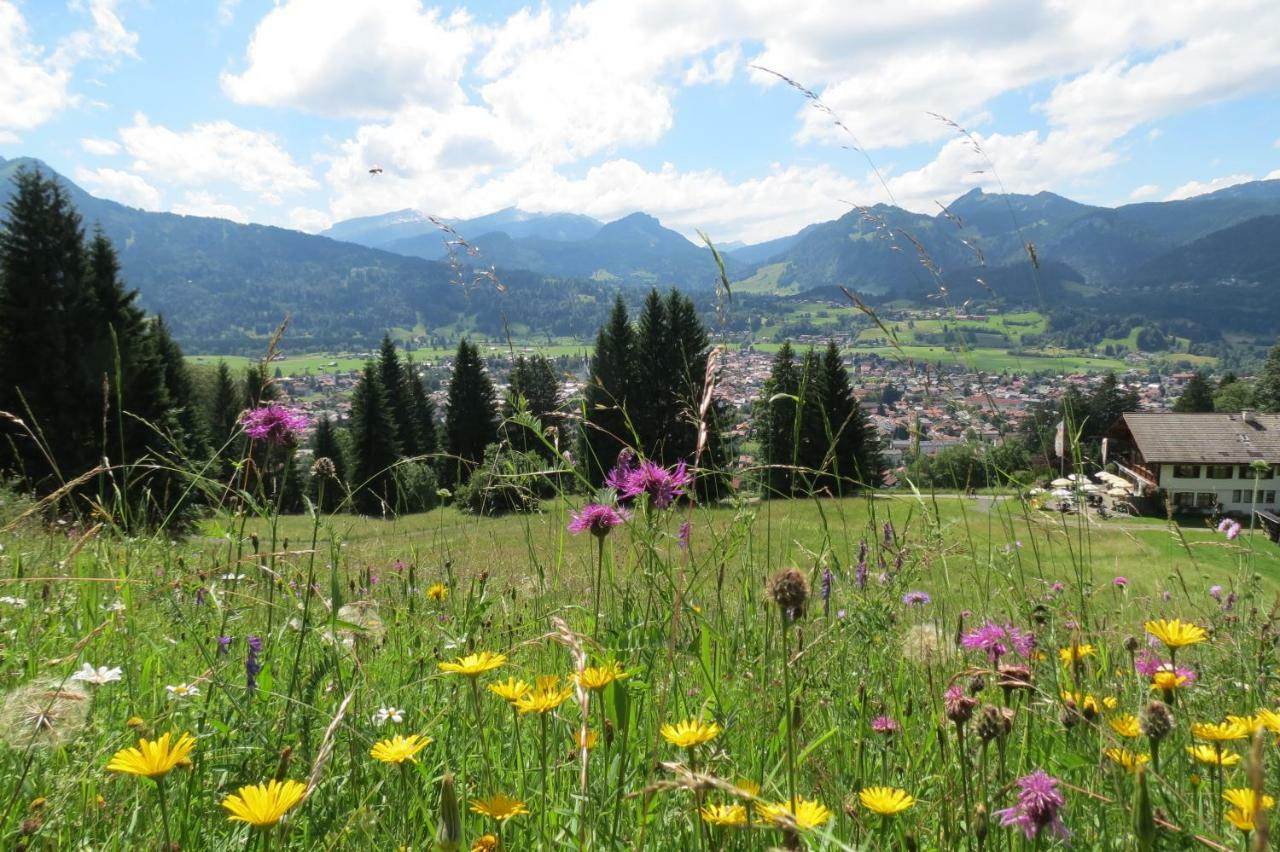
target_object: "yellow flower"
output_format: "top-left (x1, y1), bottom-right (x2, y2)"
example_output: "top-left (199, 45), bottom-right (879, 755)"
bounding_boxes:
top-left (125, 716), bottom-right (145, 730)
top-left (106, 731), bottom-right (196, 779)
top-left (514, 678), bottom-right (573, 715)
top-left (1061, 691), bottom-right (1102, 716)
top-left (470, 794), bottom-right (529, 822)
top-left (1104, 748), bottom-right (1150, 772)
top-left (221, 779), bottom-right (307, 828)
top-left (1191, 720), bottom-right (1250, 742)
top-left (859, 787), bottom-right (915, 816)
top-left (29, 797), bottom-right (46, 811)
top-left (1187, 744), bottom-right (1241, 766)
top-left (1102, 696), bottom-right (1118, 710)
top-left (660, 719), bottom-right (722, 748)
top-left (488, 677), bottom-right (532, 704)
top-left (1150, 670), bottom-right (1189, 691)
top-left (471, 836), bottom-right (500, 851)
top-left (576, 729), bottom-right (598, 750)
top-left (439, 652), bottom-right (507, 677)
top-left (1144, 618), bottom-right (1207, 650)
top-left (1223, 789), bottom-right (1275, 832)
top-left (700, 803), bottom-right (748, 826)
top-left (1058, 643), bottom-right (1096, 666)
top-left (573, 662), bottom-right (627, 691)
top-left (735, 779), bottom-right (761, 798)
top-left (427, 583), bottom-right (448, 601)
top-left (1109, 714), bottom-right (1141, 738)
top-left (759, 798), bottom-right (834, 829)
top-left (1254, 708), bottom-right (1280, 733)
top-left (370, 734), bottom-right (431, 764)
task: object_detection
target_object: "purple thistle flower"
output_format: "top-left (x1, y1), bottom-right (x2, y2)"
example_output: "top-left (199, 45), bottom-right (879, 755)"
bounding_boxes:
top-left (392, 560), bottom-right (406, 574)
top-left (1050, 581), bottom-right (1064, 593)
top-left (1113, 575), bottom-right (1128, 588)
top-left (604, 448), bottom-right (636, 491)
top-left (1209, 584), bottom-right (1223, 601)
top-left (995, 769), bottom-right (1069, 841)
top-left (246, 635), bottom-right (262, 696)
top-left (619, 459), bottom-right (692, 509)
top-left (216, 635), bottom-right (232, 655)
top-left (961, 622), bottom-right (1034, 662)
top-left (568, 503), bottom-right (629, 537)
top-left (944, 685), bottom-right (977, 725)
top-left (902, 590), bottom-right (931, 606)
top-left (240, 405), bottom-right (309, 446)
top-left (883, 521), bottom-right (894, 547)
top-left (1134, 650), bottom-right (1163, 678)
top-left (678, 520), bottom-right (692, 551)
top-left (871, 715), bottom-right (900, 735)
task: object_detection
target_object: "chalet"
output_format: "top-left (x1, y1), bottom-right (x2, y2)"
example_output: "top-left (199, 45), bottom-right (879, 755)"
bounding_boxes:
top-left (1106, 411), bottom-right (1280, 514)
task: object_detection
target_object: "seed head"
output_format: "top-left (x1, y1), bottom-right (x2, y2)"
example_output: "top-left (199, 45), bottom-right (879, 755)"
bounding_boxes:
top-left (767, 568), bottom-right (809, 621)
top-left (311, 457), bottom-right (337, 480)
top-left (1141, 701), bottom-right (1174, 741)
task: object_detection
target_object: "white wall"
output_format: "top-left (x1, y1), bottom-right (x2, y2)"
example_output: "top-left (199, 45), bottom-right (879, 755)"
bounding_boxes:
top-left (1158, 463), bottom-right (1279, 513)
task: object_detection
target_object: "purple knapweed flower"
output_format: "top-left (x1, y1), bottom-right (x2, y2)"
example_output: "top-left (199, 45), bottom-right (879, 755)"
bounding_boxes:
top-left (392, 560), bottom-right (406, 574)
top-left (1050, 581), bottom-right (1065, 593)
top-left (1113, 576), bottom-right (1128, 588)
top-left (902, 590), bottom-right (931, 606)
top-left (240, 405), bottom-right (309, 446)
top-left (568, 503), bottom-right (629, 537)
top-left (1209, 584), bottom-right (1223, 601)
top-left (246, 635), bottom-right (263, 696)
top-left (871, 715), bottom-right (900, 735)
top-left (604, 449), bottom-right (637, 491)
top-left (996, 770), bottom-right (1069, 841)
top-left (619, 459), bottom-right (692, 509)
top-left (961, 622), bottom-right (1034, 662)
top-left (678, 520), bottom-right (692, 551)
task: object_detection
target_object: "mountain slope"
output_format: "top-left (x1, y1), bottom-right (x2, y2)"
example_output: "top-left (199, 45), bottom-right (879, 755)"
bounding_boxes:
top-left (323, 206), bottom-right (602, 249)
top-left (1133, 214), bottom-right (1280, 284)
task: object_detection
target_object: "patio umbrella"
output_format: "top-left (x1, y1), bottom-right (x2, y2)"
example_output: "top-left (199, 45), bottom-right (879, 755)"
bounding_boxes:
top-left (1106, 487), bottom-right (1129, 496)
top-left (1080, 483), bottom-right (1101, 492)
top-left (1050, 488), bottom-right (1073, 497)
top-left (1050, 478), bottom-right (1073, 487)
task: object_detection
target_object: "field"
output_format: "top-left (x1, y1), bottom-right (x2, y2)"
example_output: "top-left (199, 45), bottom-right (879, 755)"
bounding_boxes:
top-left (2, 473), bottom-right (1278, 850)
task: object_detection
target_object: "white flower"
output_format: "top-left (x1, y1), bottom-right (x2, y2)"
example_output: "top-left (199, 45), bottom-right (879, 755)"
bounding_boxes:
top-left (373, 706), bottom-right (403, 726)
top-left (166, 683), bottom-right (200, 700)
top-left (70, 664), bottom-right (122, 685)
top-left (0, 596), bottom-right (27, 608)
top-left (219, 573), bottom-right (247, 582)
top-left (103, 600), bottom-right (126, 613)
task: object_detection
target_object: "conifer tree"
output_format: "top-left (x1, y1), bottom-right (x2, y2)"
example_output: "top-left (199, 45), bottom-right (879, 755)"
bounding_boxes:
top-left (209, 360), bottom-right (241, 447)
top-left (1256, 340), bottom-right (1280, 413)
top-left (405, 363), bottom-right (437, 457)
top-left (815, 341), bottom-right (881, 491)
top-left (754, 343), bottom-right (802, 497)
top-left (309, 415), bottom-right (347, 512)
top-left (349, 363), bottom-right (401, 515)
top-left (243, 363), bottom-right (278, 409)
top-left (1172, 371), bottom-right (1215, 413)
top-left (151, 316), bottom-right (208, 458)
top-left (581, 295), bottom-right (636, 484)
top-left (442, 340), bottom-right (497, 488)
top-left (378, 334), bottom-right (417, 457)
top-left (632, 289), bottom-right (671, 453)
top-left (504, 354), bottom-right (561, 459)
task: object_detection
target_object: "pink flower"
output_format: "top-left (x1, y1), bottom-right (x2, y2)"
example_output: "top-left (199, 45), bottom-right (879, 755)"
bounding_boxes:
top-left (240, 405), bottom-right (309, 446)
top-left (568, 503), bottom-right (628, 537)
top-left (960, 622), bottom-right (1035, 662)
top-left (871, 715), bottom-right (900, 735)
top-left (1113, 576), bottom-right (1128, 588)
top-left (618, 459), bottom-right (692, 509)
top-left (995, 770), bottom-right (1069, 841)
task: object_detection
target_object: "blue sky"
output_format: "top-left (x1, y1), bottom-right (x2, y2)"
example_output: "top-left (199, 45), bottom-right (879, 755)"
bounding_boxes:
top-left (2, 0), bottom-right (1279, 243)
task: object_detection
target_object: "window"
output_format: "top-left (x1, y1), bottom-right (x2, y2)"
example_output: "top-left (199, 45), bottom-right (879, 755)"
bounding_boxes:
top-left (1172, 492), bottom-right (1193, 508)
top-left (1240, 464), bottom-right (1276, 479)
top-left (1232, 490), bottom-right (1244, 504)
top-left (1207, 465), bottom-right (1233, 479)
top-left (1172, 464), bottom-right (1200, 479)
top-left (1265, 491), bottom-right (1278, 505)
top-left (1195, 492), bottom-right (1217, 509)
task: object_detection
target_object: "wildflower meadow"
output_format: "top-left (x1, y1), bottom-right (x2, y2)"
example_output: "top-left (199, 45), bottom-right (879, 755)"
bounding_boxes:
top-left (0, 412), bottom-right (1277, 852)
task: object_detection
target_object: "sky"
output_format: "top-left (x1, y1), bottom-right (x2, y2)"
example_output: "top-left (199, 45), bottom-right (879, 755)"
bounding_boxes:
top-left (2, 0), bottom-right (1280, 245)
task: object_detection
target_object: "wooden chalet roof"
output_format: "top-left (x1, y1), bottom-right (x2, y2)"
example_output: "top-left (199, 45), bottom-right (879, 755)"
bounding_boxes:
top-left (1118, 412), bottom-right (1280, 464)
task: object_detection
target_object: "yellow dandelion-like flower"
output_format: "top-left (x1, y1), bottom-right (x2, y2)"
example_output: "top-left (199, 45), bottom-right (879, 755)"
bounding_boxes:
top-left (660, 719), bottom-right (722, 748)
top-left (700, 803), bottom-right (748, 827)
top-left (1144, 618), bottom-right (1208, 650)
top-left (1223, 788), bottom-right (1276, 833)
top-left (1104, 748), bottom-right (1150, 772)
top-left (859, 787), bottom-right (915, 816)
top-left (1109, 714), bottom-right (1141, 738)
top-left (370, 734), bottom-right (431, 764)
top-left (469, 794), bottom-right (529, 822)
top-left (1061, 691), bottom-right (1102, 716)
top-left (1102, 696), bottom-right (1118, 710)
top-left (221, 779), bottom-right (307, 828)
top-left (426, 584), bottom-right (448, 602)
top-left (487, 677), bottom-right (532, 704)
top-left (735, 779), bottom-right (761, 798)
top-left (576, 729), bottom-right (598, 751)
top-left (1058, 643), bottom-right (1096, 666)
top-left (1191, 720), bottom-right (1250, 742)
top-left (1187, 744), bottom-right (1241, 766)
top-left (514, 680), bottom-right (573, 715)
top-left (573, 662), bottom-right (628, 691)
top-left (1253, 708), bottom-right (1280, 733)
top-left (125, 716), bottom-right (146, 730)
top-left (1150, 670), bottom-right (1189, 691)
top-left (471, 835), bottom-right (500, 851)
top-left (439, 652), bottom-right (507, 677)
top-left (759, 798), bottom-right (834, 829)
top-left (106, 731), bottom-right (196, 779)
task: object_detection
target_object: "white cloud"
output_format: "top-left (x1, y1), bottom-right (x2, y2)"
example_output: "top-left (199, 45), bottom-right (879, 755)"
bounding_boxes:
top-left (80, 136), bottom-right (121, 155)
top-left (288, 206), bottom-right (331, 233)
top-left (119, 114), bottom-right (317, 197)
top-left (1164, 174), bottom-right (1254, 201)
top-left (685, 45), bottom-right (740, 85)
top-left (222, 0), bottom-right (475, 117)
top-left (0, 0), bottom-right (137, 138)
top-left (1128, 184), bottom-right (1159, 200)
top-left (74, 166), bottom-right (161, 209)
top-left (1265, 168), bottom-right (1280, 181)
top-left (171, 191), bottom-right (247, 223)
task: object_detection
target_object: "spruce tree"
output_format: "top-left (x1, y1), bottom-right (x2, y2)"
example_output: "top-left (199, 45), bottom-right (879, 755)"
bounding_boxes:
top-left (816, 341), bottom-right (881, 491)
top-left (151, 316), bottom-right (208, 458)
top-left (442, 340), bottom-right (497, 488)
top-left (209, 360), bottom-right (241, 447)
top-left (1256, 341), bottom-right (1280, 413)
top-left (581, 295), bottom-right (636, 484)
top-left (378, 334), bottom-right (417, 457)
top-left (405, 363), bottom-right (438, 457)
top-left (632, 289), bottom-right (671, 454)
top-left (1172, 372), bottom-right (1215, 413)
top-left (754, 343), bottom-right (802, 497)
top-left (243, 363), bottom-right (278, 409)
top-left (348, 363), bottom-right (401, 515)
top-left (309, 415), bottom-right (347, 512)
top-left (504, 354), bottom-right (561, 459)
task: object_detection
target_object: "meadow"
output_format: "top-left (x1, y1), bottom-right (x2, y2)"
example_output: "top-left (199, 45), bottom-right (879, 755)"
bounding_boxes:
top-left (1, 466), bottom-right (1277, 850)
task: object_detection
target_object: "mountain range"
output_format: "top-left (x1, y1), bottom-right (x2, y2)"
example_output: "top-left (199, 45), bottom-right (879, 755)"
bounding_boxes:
top-left (4, 153), bottom-right (1280, 351)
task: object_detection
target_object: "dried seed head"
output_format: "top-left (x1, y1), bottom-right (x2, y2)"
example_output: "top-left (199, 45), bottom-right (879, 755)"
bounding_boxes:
top-left (1124, 635), bottom-right (1141, 653)
top-left (767, 568), bottom-right (809, 621)
top-left (976, 704), bottom-right (1003, 742)
top-left (310, 457), bottom-right (337, 480)
top-left (1141, 700), bottom-right (1174, 741)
